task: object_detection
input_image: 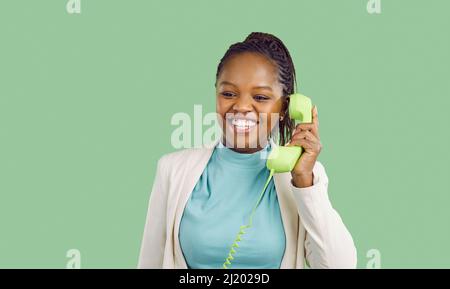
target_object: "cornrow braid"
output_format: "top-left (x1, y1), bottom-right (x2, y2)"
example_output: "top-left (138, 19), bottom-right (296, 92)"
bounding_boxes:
top-left (215, 32), bottom-right (297, 146)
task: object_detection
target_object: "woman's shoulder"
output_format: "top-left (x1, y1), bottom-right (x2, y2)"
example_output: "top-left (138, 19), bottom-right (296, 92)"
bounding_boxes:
top-left (156, 142), bottom-right (217, 174)
top-left (158, 147), bottom-right (207, 164)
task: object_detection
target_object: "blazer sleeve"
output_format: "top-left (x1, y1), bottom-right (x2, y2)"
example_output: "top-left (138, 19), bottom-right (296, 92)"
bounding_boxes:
top-left (137, 156), bottom-right (169, 269)
top-left (290, 161), bottom-right (357, 268)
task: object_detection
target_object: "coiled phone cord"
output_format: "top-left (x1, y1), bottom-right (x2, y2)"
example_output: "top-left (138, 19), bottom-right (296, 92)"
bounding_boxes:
top-left (222, 168), bottom-right (275, 269)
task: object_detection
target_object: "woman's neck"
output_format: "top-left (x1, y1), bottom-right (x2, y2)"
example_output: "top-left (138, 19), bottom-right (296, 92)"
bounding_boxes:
top-left (221, 137), bottom-right (270, 154)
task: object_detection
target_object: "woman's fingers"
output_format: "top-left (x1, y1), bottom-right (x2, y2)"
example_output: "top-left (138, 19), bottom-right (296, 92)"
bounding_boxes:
top-left (312, 105), bottom-right (319, 128)
top-left (291, 130), bottom-right (316, 142)
top-left (289, 130), bottom-right (322, 153)
top-left (294, 123), bottom-right (319, 140)
top-left (293, 106), bottom-right (319, 139)
top-left (288, 137), bottom-right (315, 151)
top-left (295, 123), bottom-right (314, 131)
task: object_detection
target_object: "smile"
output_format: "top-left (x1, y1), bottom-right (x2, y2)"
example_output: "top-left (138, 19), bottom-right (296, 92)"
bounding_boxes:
top-left (227, 118), bottom-right (258, 133)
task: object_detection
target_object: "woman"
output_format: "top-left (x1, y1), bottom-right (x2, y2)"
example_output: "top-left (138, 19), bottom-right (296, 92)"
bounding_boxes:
top-left (138, 32), bottom-right (357, 269)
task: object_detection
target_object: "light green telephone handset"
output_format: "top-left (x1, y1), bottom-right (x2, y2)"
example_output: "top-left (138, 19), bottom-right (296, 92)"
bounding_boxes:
top-left (222, 93), bottom-right (313, 269)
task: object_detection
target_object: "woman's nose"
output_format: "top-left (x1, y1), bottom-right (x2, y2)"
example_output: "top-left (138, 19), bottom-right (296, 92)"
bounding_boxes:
top-left (232, 96), bottom-right (254, 113)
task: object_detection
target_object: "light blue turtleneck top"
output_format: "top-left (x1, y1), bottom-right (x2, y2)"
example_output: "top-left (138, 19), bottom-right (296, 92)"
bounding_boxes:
top-left (179, 141), bottom-right (286, 269)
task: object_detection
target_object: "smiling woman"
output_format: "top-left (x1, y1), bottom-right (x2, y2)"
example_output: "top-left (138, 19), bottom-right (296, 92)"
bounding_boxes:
top-left (215, 33), bottom-right (297, 153)
top-left (138, 32), bottom-right (357, 269)
top-left (216, 52), bottom-right (284, 153)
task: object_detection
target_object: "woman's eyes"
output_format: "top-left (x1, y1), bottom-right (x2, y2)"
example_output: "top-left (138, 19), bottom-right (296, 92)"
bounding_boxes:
top-left (220, 92), bottom-right (270, 101)
top-left (254, 95), bottom-right (270, 101)
top-left (221, 92), bottom-right (235, 98)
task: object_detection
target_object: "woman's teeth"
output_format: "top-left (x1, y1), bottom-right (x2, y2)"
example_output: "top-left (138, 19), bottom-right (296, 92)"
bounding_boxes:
top-left (231, 119), bottom-right (257, 132)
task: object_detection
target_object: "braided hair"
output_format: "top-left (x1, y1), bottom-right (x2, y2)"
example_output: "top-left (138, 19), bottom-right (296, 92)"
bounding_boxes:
top-left (215, 32), bottom-right (297, 146)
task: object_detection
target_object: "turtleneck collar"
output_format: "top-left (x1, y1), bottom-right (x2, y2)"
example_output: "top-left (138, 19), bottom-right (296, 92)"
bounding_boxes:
top-left (213, 140), bottom-right (273, 169)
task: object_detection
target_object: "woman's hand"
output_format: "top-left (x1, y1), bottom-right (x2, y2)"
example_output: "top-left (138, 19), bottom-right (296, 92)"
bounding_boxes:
top-left (288, 105), bottom-right (322, 188)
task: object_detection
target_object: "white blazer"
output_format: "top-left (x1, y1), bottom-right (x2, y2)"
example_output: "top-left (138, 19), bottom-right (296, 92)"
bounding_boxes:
top-left (138, 138), bottom-right (357, 269)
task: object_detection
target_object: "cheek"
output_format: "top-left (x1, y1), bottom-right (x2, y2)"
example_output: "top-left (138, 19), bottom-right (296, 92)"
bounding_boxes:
top-left (215, 97), bottom-right (227, 117)
top-left (216, 98), bottom-right (233, 128)
top-left (216, 96), bottom-right (239, 115)
top-left (216, 96), bottom-right (230, 112)
top-left (261, 104), bottom-right (283, 130)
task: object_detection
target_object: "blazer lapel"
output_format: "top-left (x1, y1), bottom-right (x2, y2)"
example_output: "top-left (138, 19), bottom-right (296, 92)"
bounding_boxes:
top-left (173, 138), bottom-right (221, 268)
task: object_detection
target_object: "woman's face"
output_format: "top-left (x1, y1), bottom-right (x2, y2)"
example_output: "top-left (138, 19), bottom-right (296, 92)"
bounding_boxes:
top-left (216, 52), bottom-right (285, 153)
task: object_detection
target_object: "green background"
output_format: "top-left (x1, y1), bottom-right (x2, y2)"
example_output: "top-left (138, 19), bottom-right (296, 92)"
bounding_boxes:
top-left (1, 0), bottom-right (449, 268)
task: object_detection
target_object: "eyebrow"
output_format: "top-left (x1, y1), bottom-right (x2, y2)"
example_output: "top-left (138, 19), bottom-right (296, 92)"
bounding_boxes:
top-left (219, 81), bottom-right (273, 91)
